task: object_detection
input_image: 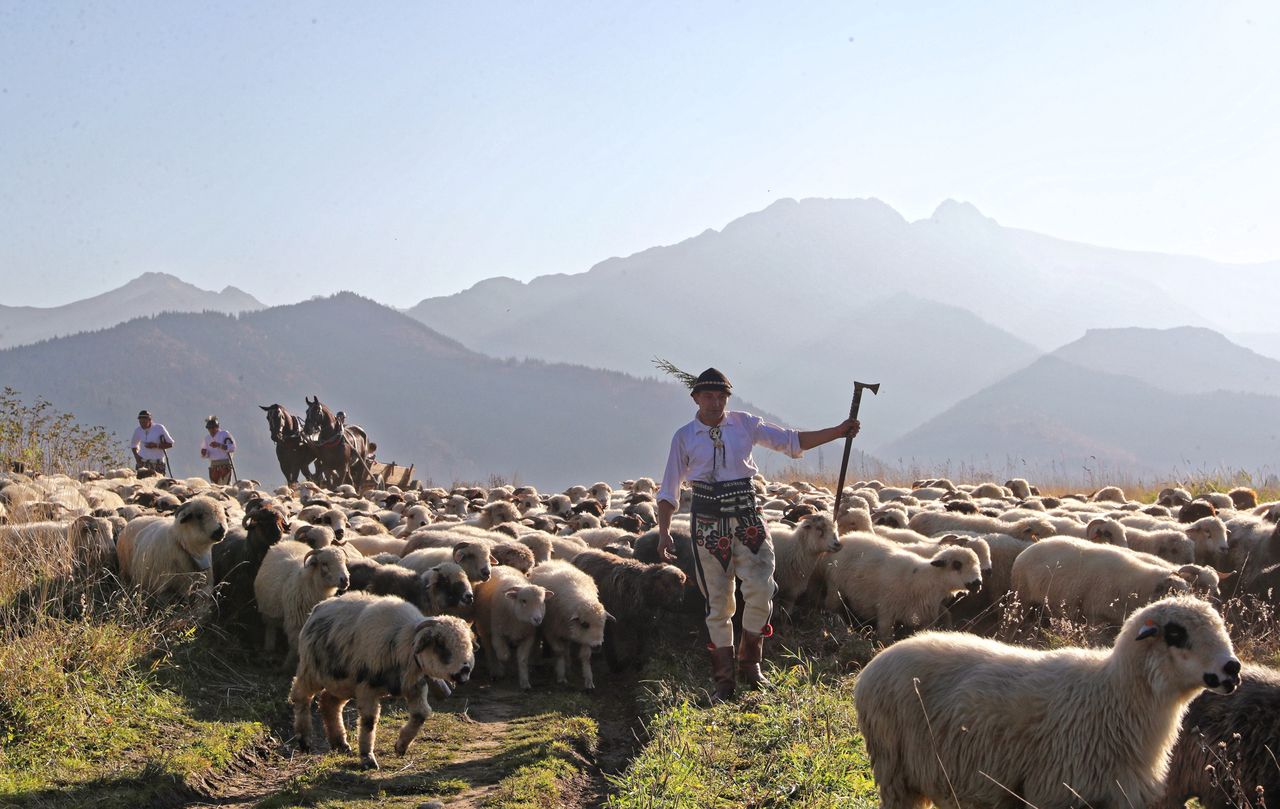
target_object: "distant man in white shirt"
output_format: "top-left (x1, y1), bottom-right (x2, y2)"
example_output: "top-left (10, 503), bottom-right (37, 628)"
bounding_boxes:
top-left (657, 367), bottom-right (859, 704)
top-left (200, 415), bottom-right (237, 485)
top-left (130, 410), bottom-right (174, 476)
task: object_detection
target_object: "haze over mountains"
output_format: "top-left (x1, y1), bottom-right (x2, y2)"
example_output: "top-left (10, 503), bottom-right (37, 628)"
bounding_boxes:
top-left (0, 272), bottom-right (262, 349)
top-left (4, 197), bottom-right (1279, 485)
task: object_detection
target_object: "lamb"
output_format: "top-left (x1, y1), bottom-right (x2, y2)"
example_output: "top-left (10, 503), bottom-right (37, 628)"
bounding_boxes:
top-left (472, 566), bottom-right (553, 690)
top-left (907, 510), bottom-right (1053, 543)
top-left (211, 506), bottom-right (289, 634)
top-left (290, 593), bottom-right (474, 769)
top-left (1011, 537), bottom-right (1195, 624)
top-left (116, 497), bottom-right (229, 597)
top-left (253, 542), bottom-right (351, 668)
top-left (344, 554), bottom-right (473, 616)
top-left (570, 549), bottom-right (686, 672)
top-left (298, 506), bottom-right (349, 540)
top-left (855, 596), bottom-right (1240, 809)
top-left (399, 543), bottom-right (494, 583)
top-left (527, 560), bottom-right (610, 690)
top-left (768, 514), bottom-right (840, 612)
top-left (1125, 516), bottom-right (1229, 568)
top-left (821, 533), bottom-right (981, 641)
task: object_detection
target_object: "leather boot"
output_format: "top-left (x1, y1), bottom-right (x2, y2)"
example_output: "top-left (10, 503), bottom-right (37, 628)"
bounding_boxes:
top-left (737, 630), bottom-right (771, 690)
top-left (709, 646), bottom-right (736, 704)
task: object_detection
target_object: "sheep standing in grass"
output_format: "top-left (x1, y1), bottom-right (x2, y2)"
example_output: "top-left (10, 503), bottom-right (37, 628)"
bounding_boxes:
top-left (1012, 537), bottom-right (1194, 625)
top-left (254, 542), bottom-right (350, 668)
top-left (570, 549), bottom-right (686, 672)
top-left (1161, 664), bottom-right (1280, 809)
top-left (769, 513), bottom-right (840, 613)
top-left (291, 593), bottom-right (474, 770)
top-left (821, 534), bottom-right (981, 641)
top-left (527, 560), bottom-right (610, 690)
top-left (116, 497), bottom-right (229, 597)
top-left (855, 596), bottom-right (1241, 809)
top-left (473, 566), bottom-right (553, 690)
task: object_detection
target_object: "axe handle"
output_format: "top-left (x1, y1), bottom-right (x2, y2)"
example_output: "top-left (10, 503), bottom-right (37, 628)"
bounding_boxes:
top-left (832, 389), bottom-right (868, 517)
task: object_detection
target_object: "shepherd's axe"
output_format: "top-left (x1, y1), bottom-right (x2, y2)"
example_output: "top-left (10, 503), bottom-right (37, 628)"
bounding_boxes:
top-left (833, 381), bottom-right (880, 517)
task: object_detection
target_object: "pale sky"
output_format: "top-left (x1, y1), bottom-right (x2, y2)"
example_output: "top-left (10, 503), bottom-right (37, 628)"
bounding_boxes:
top-left (2, 1), bottom-right (1278, 308)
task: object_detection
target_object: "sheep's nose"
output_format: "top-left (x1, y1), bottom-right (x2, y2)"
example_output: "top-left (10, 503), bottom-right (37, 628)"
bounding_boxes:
top-left (479, 569), bottom-right (491, 581)
top-left (338, 577), bottom-right (349, 590)
top-left (211, 526), bottom-right (226, 541)
top-left (334, 528), bottom-right (344, 539)
top-left (967, 579), bottom-right (982, 592)
top-left (462, 592), bottom-right (474, 605)
top-left (1225, 659), bottom-right (1242, 677)
top-left (531, 615), bottom-right (543, 626)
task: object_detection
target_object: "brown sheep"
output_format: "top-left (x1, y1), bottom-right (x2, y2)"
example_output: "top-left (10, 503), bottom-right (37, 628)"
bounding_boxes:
top-left (570, 548), bottom-right (686, 672)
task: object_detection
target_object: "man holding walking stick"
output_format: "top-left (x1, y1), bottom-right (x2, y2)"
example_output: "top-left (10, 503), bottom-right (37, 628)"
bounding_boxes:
top-left (200, 415), bottom-right (237, 485)
top-left (130, 410), bottom-right (174, 476)
top-left (655, 366), bottom-right (860, 704)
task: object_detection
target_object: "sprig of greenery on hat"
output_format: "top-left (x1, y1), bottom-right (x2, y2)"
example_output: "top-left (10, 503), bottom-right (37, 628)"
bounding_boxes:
top-left (652, 357), bottom-right (699, 390)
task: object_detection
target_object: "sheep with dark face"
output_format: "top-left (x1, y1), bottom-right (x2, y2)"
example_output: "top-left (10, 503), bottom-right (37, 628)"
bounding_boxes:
top-left (291, 593), bottom-right (474, 769)
top-left (856, 597), bottom-right (1241, 809)
top-left (346, 555), bottom-right (473, 617)
top-left (570, 549), bottom-right (686, 672)
top-left (212, 506), bottom-right (289, 634)
top-left (116, 497), bottom-right (229, 597)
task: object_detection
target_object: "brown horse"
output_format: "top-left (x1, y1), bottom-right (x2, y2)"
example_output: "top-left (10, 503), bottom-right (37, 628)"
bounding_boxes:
top-left (260, 403), bottom-right (318, 485)
top-left (302, 396), bottom-right (373, 489)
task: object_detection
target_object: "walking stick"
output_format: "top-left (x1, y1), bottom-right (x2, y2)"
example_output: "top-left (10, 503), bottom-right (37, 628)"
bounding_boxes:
top-left (832, 381), bottom-right (880, 518)
top-left (162, 447), bottom-right (176, 479)
top-left (227, 453), bottom-right (239, 485)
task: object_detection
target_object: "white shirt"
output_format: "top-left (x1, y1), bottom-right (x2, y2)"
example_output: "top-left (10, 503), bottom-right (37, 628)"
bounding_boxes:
top-left (657, 410), bottom-right (802, 507)
top-left (131, 423), bottom-right (174, 461)
top-left (202, 429), bottom-right (236, 461)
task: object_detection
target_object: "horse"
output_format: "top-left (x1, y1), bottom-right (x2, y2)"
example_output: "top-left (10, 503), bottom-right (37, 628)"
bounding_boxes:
top-left (302, 396), bottom-right (374, 489)
top-left (259, 403), bottom-right (317, 485)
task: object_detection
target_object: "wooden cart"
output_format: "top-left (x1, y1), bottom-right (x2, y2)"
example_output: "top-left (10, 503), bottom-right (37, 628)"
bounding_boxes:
top-left (363, 460), bottom-right (415, 490)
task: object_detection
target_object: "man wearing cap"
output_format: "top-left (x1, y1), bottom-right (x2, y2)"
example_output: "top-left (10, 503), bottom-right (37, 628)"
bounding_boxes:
top-left (130, 410), bottom-right (174, 475)
top-left (656, 367), bottom-right (859, 704)
top-left (200, 416), bottom-right (237, 485)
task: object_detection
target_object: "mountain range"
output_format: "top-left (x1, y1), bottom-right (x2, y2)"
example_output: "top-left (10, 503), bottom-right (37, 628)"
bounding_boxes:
top-left (0, 294), bottom-right (827, 488)
top-left (0, 272), bottom-right (263, 349)
top-left (5, 197), bottom-right (1280, 485)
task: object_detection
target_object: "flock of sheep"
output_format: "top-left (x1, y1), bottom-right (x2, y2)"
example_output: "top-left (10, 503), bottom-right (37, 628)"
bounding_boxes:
top-left (3, 467), bottom-right (1280, 806)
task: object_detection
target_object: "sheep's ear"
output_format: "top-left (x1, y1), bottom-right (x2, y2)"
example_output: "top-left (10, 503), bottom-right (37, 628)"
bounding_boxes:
top-left (1137, 619), bottom-right (1160, 639)
top-left (178, 503), bottom-right (195, 523)
top-left (304, 549), bottom-right (320, 566)
top-left (488, 554), bottom-right (499, 565)
top-left (242, 513), bottom-right (253, 528)
top-left (454, 541), bottom-right (472, 552)
top-left (1175, 566), bottom-right (1200, 583)
top-left (930, 558), bottom-right (946, 568)
top-left (1218, 569), bottom-right (1238, 582)
top-left (542, 589), bottom-right (555, 600)
top-left (504, 587), bottom-right (521, 600)
top-left (260, 404), bottom-right (271, 411)
top-left (604, 611), bottom-right (616, 623)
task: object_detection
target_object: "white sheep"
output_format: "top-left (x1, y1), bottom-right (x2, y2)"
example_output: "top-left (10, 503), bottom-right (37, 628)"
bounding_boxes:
top-left (391, 504), bottom-right (433, 537)
top-left (116, 497), bottom-right (229, 597)
top-left (399, 543), bottom-right (494, 584)
top-left (290, 592), bottom-right (474, 769)
top-left (1011, 537), bottom-right (1194, 624)
top-left (527, 560), bottom-right (609, 690)
top-left (821, 533), bottom-right (981, 641)
top-left (473, 566), bottom-right (553, 690)
top-left (854, 596), bottom-right (1241, 809)
top-left (769, 513), bottom-right (840, 611)
top-left (254, 541), bottom-right (351, 668)
top-left (908, 510), bottom-right (1053, 543)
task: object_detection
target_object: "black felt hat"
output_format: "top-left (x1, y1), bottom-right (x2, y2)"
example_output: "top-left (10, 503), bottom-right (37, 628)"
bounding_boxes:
top-left (691, 367), bottom-right (732, 395)
top-left (137, 410), bottom-right (152, 419)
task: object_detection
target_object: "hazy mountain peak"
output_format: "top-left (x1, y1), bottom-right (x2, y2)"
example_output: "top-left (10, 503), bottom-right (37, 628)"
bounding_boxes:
top-left (926, 199), bottom-right (996, 227)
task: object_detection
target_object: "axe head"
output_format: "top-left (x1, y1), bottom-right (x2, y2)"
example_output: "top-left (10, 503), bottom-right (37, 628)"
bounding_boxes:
top-left (855, 381), bottom-right (881, 396)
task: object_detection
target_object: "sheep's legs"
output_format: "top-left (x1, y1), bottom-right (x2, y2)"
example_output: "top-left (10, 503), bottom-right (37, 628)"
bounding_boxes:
top-left (488, 636), bottom-right (509, 680)
top-left (356, 692), bottom-right (382, 769)
top-left (546, 637), bottom-right (568, 684)
top-left (515, 634), bottom-right (535, 691)
top-left (289, 681), bottom-right (318, 752)
top-left (577, 642), bottom-right (596, 691)
top-left (394, 686), bottom-right (431, 756)
top-left (318, 693), bottom-right (350, 753)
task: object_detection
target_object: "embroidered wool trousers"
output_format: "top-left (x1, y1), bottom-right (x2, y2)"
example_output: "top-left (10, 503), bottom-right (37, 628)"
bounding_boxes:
top-left (690, 510), bottom-right (777, 649)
